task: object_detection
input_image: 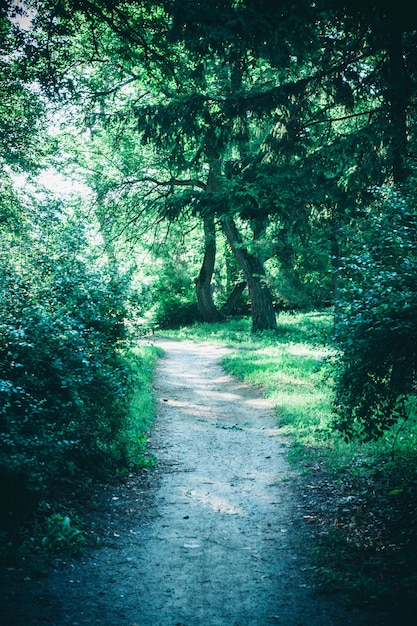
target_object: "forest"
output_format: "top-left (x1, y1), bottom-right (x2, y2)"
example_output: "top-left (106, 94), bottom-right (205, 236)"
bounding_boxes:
top-left (1, 0), bottom-right (417, 611)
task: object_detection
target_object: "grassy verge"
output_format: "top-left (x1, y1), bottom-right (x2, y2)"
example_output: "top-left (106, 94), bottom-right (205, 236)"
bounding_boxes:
top-left (163, 311), bottom-right (417, 612)
top-left (120, 343), bottom-right (164, 469)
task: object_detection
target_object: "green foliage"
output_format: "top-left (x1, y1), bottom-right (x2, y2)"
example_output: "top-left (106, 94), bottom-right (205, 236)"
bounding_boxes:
top-left (333, 186), bottom-right (417, 439)
top-left (145, 250), bottom-right (201, 328)
top-left (2, 2), bottom-right (415, 601)
top-left (33, 513), bottom-right (86, 557)
top-left (0, 191), bottom-right (146, 525)
top-left (0, 11), bottom-right (46, 173)
top-left (120, 343), bottom-right (163, 467)
top-left (26, 0), bottom-right (414, 335)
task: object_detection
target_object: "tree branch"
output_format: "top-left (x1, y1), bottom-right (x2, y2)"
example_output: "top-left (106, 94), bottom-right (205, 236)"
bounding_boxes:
top-left (305, 107), bottom-right (383, 128)
top-left (124, 175), bottom-right (207, 191)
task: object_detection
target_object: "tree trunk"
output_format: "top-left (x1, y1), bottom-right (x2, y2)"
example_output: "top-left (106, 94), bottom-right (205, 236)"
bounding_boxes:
top-left (195, 211), bottom-right (223, 322)
top-left (220, 281), bottom-right (247, 316)
top-left (221, 216), bottom-right (277, 333)
top-left (329, 208), bottom-right (341, 306)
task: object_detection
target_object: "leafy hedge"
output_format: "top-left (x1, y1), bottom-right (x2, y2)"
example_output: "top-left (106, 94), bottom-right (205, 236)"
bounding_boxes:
top-left (0, 196), bottom-right (139, 526)
top-left (333, 186), bottom-right (417, 439)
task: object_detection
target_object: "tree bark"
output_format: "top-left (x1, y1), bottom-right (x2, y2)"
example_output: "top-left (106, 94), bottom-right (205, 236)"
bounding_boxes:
top-left (221, 216), bottom-right (277, 332)
top-left (195, 211), bottom-right (223, 322)
top-left (329, 207), bottom-right (341, 306)
top-left (220, 281), bottom-right (247, 316)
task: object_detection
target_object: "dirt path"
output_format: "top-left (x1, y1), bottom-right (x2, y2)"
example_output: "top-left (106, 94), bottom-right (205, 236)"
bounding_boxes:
top-left (1, 340), bottom-right (383, 625)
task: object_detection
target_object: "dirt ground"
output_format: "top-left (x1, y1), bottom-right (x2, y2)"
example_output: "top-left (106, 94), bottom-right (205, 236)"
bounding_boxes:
top-left (0, 339), bottom-right (397, 625)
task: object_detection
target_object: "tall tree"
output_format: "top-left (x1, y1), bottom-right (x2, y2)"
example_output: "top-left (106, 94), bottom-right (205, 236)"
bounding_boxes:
top-left (20, 0), bottom-right (417, 329)
top-left (195, 165), bottom-right (224, 323)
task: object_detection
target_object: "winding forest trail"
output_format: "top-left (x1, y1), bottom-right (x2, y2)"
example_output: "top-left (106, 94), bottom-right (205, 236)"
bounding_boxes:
top-left (1, 340), bottom-right (384, 625)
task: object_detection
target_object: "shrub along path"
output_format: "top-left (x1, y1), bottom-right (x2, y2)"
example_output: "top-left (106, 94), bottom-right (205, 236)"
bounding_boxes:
top-left (1, 339), bottom-right (394, 625)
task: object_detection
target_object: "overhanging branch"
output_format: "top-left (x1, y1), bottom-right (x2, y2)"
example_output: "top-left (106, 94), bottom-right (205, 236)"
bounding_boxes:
top-left (123, 175), bottom-right (207, 191)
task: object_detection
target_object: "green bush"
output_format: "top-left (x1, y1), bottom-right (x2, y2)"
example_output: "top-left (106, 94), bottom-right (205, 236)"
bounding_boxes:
top-left (149, 259), bottom-right (200, 328)
top-left (34, 513), bottom-right (86, 557)
top-left (333, 186), bottom-right (417, 439)
top-left (0, 199), bottom-right (138, 524)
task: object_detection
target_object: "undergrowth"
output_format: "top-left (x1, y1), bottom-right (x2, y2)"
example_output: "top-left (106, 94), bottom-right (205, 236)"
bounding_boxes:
top-left (0, 343), bottom-right (162, 565)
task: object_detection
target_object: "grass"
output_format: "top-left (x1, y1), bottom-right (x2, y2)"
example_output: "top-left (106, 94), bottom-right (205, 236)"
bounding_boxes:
top-left (121, 343), bottom-right (164, 468)
top-left (162, 310), bottom-right (417, 612)
top-left (162, 311), bottom-right (337, 447)
top-left (162, 310), bottom-right (417, 460)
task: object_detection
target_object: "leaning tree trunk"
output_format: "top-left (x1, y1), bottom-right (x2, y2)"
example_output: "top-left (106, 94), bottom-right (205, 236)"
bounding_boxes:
top-left (222, 56), bottom-right (276, 332)
top-left (220, 281), bottom-right (247, 317)
top-left (221, 216), bottom-right (277, 333)
top-left (195, 211), bottom-right (223, 322)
